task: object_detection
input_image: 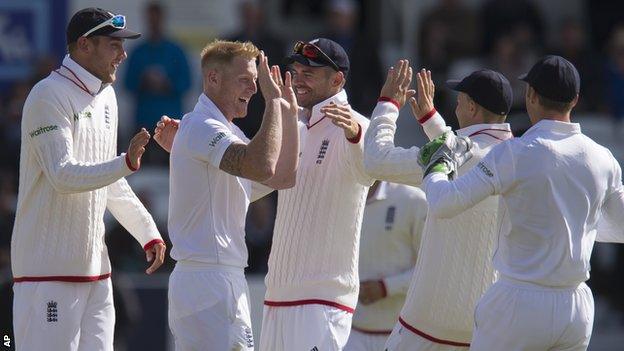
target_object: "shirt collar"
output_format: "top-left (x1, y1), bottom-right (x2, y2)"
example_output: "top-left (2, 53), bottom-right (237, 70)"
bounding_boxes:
top-left (195, 93), bottom-right (235, 131)
top-left (524, 119), bottom-right (581, 137)
top-left (457, 123), bottom-right (513, 139)
top-left (61, 55), bottom-right (108, 95)
top-left (367, 181), bottom-right (388, 203)
top-left (303, 89), bottom-right (349, 126)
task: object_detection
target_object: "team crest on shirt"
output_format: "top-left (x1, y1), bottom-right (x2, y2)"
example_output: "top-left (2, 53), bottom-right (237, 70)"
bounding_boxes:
top-left (46, 300), bottom-right (58, 322)
top-left (316, 139), bottom-right (330, 164)
top-left (385, 206), bottom-right (396, 230)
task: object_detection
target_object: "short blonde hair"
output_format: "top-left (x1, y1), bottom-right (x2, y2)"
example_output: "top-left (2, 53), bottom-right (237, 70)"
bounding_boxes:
top-left (200, 39), bottom-right (259, 71)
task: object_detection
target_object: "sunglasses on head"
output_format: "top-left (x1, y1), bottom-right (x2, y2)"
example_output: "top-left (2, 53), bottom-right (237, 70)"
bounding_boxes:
top-left (293, 41), bottom-right (340, 72)
top-left (82, 14), bottom-right (126, 38)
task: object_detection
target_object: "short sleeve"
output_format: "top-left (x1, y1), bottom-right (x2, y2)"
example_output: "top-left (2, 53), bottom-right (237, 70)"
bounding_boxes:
top-left (186, 118), bottom-right (244, 168)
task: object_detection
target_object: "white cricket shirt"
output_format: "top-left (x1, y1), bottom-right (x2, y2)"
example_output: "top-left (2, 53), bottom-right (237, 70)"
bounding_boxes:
top-left (12, 55), bottom-right (162, 281)
top-left (399, 122), bottom-right (512, 345)
top-left (264, 90), bottom-right (374, 312)
top-left (424, 119), bottom-right (624, 289)
top-left (168, 94), bottom-right (269, 269)
top-left (352, 181), bottom-right (427, 332)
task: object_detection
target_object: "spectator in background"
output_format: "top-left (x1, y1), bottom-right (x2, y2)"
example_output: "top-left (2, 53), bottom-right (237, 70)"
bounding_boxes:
top-left (550, 18), bottom-right (605, 113)
top-left (228, 0), bottom-right (286, 138)
top-left (125, 1), bottom-right (191, 164)
top-left (0, 81), bottom-right (30, 171)
top-left (480, 0), bottom-right (544, 55)
top-left (487, 33), bottom-right (535, 112)
top-left (321, 0), bottom-right (383, 115)
top-left (417, 0), bottom-right (478, 77)
top-left (606, 24), bottom-right (624, 133)
top-left (417, 0), bottom-right (479, 128)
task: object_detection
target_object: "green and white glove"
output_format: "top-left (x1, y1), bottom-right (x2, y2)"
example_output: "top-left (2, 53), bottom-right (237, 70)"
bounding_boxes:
top-left (417, 132), bottom-right (473, 179)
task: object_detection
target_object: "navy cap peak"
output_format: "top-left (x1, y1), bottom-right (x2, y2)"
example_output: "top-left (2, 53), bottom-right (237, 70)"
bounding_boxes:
top-left (519, 55), bottom-right (580, 103)
top-left (446, 69), bottom-right (512, 116)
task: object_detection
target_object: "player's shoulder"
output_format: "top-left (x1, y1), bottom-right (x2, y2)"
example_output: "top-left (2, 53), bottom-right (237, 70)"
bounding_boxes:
top-left (27, 74), bottom-right (63, 101)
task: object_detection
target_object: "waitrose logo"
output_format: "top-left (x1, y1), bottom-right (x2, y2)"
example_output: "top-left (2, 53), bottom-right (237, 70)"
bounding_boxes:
top-left (29, 125), bottom-right (59, 138)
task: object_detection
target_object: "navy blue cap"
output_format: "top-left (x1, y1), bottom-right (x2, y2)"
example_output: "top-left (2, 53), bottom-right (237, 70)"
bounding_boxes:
top-left (446, 69), bottom-right (512, 116)
top-left (67, 8), bottom-right (141, 44)
top-left (285, 38), bottom-right (350, 75)
top-left (519, 55), bottom-right (580, 103)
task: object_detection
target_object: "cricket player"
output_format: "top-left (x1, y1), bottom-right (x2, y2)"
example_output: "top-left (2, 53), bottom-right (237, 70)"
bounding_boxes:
top-left (258, 38), bottom-right (375, 351)
top-left (420, 55), bottom-right (624, 350)
top-left (11, 8), bottom-right (166, 351)
top-left (364, 61), bottom-right (515, 350)
top-left (157, 41), bottom-right (299, 350)
top-left (344, 181), bottom-right (427, 351)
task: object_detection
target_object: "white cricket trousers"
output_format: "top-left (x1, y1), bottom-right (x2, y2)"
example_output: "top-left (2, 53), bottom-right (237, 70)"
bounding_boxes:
top-left (259, 303), bottom-right (353, 351)
top-left (344, 328), bottom-right (391, 351)
top-left (471, 277), bottom-right (594, 351)
top-left (168, 261), bottom-right (254, 351)
top-left (13, 279), bottom-right (115, 351)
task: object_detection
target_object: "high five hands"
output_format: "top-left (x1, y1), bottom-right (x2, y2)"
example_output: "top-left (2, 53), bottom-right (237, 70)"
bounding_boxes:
top-left (379, 59), bottom-right (416, 108)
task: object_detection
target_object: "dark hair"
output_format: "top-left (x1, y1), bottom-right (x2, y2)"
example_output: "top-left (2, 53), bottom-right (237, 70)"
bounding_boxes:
top-left (537, 93), bottom-right (576, 113)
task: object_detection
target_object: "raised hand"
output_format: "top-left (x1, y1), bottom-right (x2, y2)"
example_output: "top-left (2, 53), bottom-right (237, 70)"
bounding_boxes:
top-left (379, 59), bottom-right (416, 108)
top-left (154, 115), bottom-right (180, 153)
top-left (321, 103), bottom-right (359, 139)
top-left (257, 51), bottom-right (281, 101)
top-left (272, 67), bottom-right (298, 117)
top-left (409, 69), bottom-right (436, 120)
top-left (127, 128), bottom-right (150, 170)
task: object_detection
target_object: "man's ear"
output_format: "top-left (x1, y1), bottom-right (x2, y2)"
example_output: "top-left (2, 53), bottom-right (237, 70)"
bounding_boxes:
top-left (332, 71), bottom-right (345, 87)
top-left (205, 68), bottom-right (220, 87)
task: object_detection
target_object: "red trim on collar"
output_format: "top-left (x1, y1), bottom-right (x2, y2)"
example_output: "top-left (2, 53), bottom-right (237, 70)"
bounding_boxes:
top-left (378, 96), bottom-right (400, 110)
top-left (306, 115), bottom-right (327, 129)
top-left (264, 299), bottom-right (355, 313)
top-left (468, 128), bottom-right (513, 141)
top-left (399, 317), bottom-right (471, 347)
top-left (53, 65), bottom-right (96, 97)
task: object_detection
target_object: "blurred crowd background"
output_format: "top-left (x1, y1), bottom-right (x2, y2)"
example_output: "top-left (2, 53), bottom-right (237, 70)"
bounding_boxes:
top-left (1, 0), bottom-right (624, 349)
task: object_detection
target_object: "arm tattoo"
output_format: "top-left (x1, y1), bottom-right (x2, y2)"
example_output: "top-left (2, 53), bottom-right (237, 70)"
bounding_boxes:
top-left (219, 143), bottom-right (247, 177)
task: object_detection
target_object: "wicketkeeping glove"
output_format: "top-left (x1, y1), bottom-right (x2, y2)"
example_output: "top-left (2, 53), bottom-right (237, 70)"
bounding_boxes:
top-left (417, 132), bottom-right (473, 179)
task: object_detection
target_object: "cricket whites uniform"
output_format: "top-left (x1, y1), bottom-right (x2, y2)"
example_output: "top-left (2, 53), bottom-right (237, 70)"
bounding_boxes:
top-left (12, 55), bottom-right (163, 351)
top-left (344, 182), bottom-right (428, 351)
top-left (167, 94), bottom-right (268, 350)
top-left (424, 119), bottom-right (624, 350)
top-left (260, 90), bottom-right (374, 351)
top-left (364, 101), bottom-right (513, 350)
